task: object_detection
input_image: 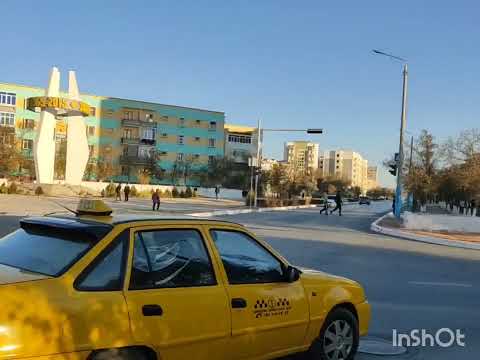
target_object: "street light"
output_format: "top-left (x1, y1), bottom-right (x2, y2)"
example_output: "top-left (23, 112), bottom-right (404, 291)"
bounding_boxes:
top-left (252, 124), bottom-right (324, 207)
top-left (372, 49), bottom-right (408, 218)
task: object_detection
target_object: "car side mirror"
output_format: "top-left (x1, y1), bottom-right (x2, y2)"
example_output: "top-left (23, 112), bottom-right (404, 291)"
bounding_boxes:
top-left (285, 265), bottom-right (300, 283)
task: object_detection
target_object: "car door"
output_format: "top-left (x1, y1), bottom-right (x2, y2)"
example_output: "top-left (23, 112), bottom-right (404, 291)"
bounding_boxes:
top-left (124, 225), bottom-right (231, 360)
top-left (207, 226), bottom-right (310, 359)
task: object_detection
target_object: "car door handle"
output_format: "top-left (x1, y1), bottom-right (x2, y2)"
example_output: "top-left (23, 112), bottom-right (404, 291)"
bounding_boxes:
top-left (231, 298), bottom-right (247, 309)
top-left (142, 304), bottom-right (163, 316)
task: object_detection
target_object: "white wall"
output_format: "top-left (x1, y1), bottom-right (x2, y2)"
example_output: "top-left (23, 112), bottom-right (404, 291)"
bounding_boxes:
top-left (403, 212), bottom-right (480, 233)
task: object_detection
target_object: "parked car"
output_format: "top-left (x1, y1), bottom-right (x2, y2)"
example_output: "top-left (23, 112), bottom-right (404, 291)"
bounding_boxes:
top-left (359, 196), bottom-right (371, 205)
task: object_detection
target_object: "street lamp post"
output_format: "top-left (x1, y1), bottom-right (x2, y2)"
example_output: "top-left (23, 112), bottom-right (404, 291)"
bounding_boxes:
top-left (253, 126), bottom-right (323, 207)
top-left (372, 50), bottom-right (408, 218)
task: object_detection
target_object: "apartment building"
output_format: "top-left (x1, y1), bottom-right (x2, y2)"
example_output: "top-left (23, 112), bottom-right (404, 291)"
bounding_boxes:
top-left (223, 124), bottom-right (259, 166)
top-left (0, 82), bottom-right (225, 182)
top-left (319, 150), bottom-right (369, 192)
top-left (284, 141), bottom-right (319, 175)
top-left (367, 166), bottom-right (379, 190)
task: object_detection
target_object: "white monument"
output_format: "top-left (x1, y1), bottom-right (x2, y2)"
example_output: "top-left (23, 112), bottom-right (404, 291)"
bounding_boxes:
top-left (28, 67), bottom-right (90, 185)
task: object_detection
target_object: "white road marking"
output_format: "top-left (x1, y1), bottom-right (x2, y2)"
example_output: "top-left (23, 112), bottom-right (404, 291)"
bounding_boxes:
top-left (408, 281), bottom-right (473, 288)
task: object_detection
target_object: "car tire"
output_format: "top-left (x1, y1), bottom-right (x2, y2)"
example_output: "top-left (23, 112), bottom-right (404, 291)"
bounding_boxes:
top-left (91, 348), bottom-right (150, 360)
top-left (309, 307), bottom-right (359, 360)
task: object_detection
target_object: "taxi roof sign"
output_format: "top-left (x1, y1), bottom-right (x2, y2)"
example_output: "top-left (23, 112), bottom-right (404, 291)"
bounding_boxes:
top-left (76, 199), bottom-right (113, 216)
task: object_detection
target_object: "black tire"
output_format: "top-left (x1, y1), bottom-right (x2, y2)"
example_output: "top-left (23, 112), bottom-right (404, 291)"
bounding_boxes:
top-left (309, 307), bottom-right (359, 360)
top-left (91, 348), bottom-right (149, 360)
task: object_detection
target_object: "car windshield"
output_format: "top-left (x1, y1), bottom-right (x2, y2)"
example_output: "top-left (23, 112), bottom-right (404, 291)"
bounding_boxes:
top-left (0, 228), bottom-right (97, 276)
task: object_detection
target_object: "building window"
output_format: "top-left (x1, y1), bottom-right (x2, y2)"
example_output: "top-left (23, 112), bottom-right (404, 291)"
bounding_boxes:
top-left (22, 139), bottom-right (33, 150)
top-left (178, 118), bottom-right (186, 127)
top-left (194, 154), bottom-right (200, 159)
top-left (0, 112), bottom-right (15, 127)
top-left (196, 119), bottom-right (201, 125)
top-left (208, 155), bottom-right (215, 164)
top-left (89, 107), bottom-right (96, 116)
top-left (209, 121), bottom-right (217, 130)
top-left (88, 145), bottom-right (95, 156)
top-left (208, 138), bottom-right (216, 148)
top-left (160, 151), bottom-right (168, 156)
top-left (162, 115), bottom-right (169, 121)
top-left (194, 137), bottom-right (200, 141)
top-left (145, 113), bottom-right (154, 122)
top-left (22, 118), bottom-right (35, 129)
top-left (177, 135), bottom-right (184, 145)
top-left (161, 133), bottom-right (168, 138)
top-left (143, 128), bottom-right (156, 140)
top-left (177, 153), bottom-right (184, 161)
top-left (0, 92), bottom-right (16, 106)
top-left (87, 126), bottom-right (95, 136)
top-left (227, 134), bottom-right (251, 144)
top-left (121, 166), bottom-right (130, 176)
top-left (0, 133), bottom-right (14, 145)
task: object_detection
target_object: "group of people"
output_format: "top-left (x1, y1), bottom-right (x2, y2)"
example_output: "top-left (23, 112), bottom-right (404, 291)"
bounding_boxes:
top-left (114, 183), bottom-right (131, 202)
top-left (319, 190), bottom-right (343, 216)
top-left (448, 198), bottom-right (477, 216)
top-left (113, 183), bottom-right (161, 211)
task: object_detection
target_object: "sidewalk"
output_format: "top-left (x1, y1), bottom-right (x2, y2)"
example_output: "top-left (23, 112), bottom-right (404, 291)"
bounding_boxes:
top-left (371, 212), bottom-right (480, 250)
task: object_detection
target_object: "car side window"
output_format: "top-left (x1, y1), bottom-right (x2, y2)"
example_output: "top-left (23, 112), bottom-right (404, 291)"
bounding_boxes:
top-left (75, 230), bottom-right (129, 291)
top-left (210, 229), bottom-right (285, 284)
top-left (129, 229), bottom-right (216, 290)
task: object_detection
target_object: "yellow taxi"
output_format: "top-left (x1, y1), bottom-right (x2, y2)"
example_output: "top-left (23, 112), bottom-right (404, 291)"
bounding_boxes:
top-left (0, 199), bottom-right (370, 360)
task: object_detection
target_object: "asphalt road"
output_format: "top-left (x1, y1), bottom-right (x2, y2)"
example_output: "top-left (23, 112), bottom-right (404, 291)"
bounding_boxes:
top-left (217, 202), bottom-right (480, 359)
top-left (1, 201), bottom-right (479, 359)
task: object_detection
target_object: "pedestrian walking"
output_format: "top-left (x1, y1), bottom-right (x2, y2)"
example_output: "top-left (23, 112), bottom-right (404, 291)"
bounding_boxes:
top-left (115, 183), bottom-right (122, 201)
top-left (330, 190), bottom-right (343, 216)
top-left (319, 192), bottom-right (329, 215)
top-left (470, 199), bottom-right (476, 216)
top-left (152, 189), bottom-right (160, 211)
top-left (124, 184), bottom-right (130, 202)
top-left (214, 186), bottom-right (220, 200)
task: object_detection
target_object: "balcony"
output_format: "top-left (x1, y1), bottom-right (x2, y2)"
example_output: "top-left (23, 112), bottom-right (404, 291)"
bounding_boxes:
top-left (122, 118), bottom-right (157, 128)
top-left (0, 125), bottom-right (15, 133)
top-left (120, 154), bottom-right (155, 166)
top-left (140, 138), bottom-right (156, 146)
top-left (121, 137), bottom-right (140, 144)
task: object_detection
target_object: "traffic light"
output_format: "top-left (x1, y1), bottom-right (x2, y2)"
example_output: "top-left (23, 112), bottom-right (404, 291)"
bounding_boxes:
top-left (389, 163), bottom-right (397, 176)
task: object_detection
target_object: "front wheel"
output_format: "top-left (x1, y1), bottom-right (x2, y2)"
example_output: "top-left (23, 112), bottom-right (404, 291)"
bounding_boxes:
top-left (309, 307), bottom-right (359, 360)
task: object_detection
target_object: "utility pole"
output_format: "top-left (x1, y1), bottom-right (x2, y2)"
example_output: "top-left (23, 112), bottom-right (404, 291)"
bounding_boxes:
top-left (372, 50), bottom-right (408, 218)
top-left (394, 64), bottom-right (408, 218)
top-left (409, 136), bottom-right (414, 171)
top-left (254, 119), bottom-right (261, 208)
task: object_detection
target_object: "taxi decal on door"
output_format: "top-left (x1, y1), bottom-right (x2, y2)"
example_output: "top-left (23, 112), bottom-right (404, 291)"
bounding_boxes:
top-left (254, 297), bottom-right (292, 318)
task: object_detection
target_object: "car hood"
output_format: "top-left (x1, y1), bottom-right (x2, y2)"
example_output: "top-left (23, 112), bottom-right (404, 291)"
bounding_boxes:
top-left (0, 264), bottom-right (51, 285)
top-left (298, 267), bottom-right (366, 302)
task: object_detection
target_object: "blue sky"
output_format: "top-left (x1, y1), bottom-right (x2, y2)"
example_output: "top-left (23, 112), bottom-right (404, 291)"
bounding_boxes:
top-left (3, 0), bottom-right (479, 187)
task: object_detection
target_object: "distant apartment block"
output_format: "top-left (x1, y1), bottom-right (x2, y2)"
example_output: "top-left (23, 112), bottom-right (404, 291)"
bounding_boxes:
top-left (319, 150), bottom-right (369, 192)
top-left (367, 166), bottom-right (379, 190)
top-left (0, 82), bottom-right (225, 182)
top-left (284, 141), bottom-right (319, 175)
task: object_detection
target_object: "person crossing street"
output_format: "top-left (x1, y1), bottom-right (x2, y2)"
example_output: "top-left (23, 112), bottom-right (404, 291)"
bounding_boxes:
top-left (330, 190), bottom-right (343, 216)
top-left (319, 192), bottom-right (329, 215)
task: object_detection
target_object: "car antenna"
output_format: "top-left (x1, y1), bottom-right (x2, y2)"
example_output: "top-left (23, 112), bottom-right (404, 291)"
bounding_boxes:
top-left (45, 201), bottom-right (79, 216)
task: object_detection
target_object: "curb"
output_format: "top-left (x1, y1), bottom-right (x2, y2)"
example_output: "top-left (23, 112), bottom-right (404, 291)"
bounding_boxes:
top-left (189, 204), bottom-right (318, 217)
top-left (371, 212), bottom-right (480, 250)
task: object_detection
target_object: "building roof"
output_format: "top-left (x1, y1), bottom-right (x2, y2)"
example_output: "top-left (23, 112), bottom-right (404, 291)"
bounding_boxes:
top-left (0, 81), bottom-right (224, 115)
top-left (224, 123), bottom-right (256, 134)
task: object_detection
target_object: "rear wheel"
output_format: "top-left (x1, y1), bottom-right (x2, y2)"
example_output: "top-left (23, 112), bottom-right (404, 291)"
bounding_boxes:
top-left (309, 307), bottom-right (359, 360)
top-left (91, 348), bottom-right (150, 360)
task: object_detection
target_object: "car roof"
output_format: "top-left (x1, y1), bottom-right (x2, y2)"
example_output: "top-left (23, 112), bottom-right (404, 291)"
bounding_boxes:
top-left (46, 213), bottom-right (241, 227)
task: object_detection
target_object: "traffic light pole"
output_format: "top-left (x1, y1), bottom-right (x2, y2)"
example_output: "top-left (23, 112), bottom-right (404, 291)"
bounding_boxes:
top-left (394, 64), bottom-right (408, 218)
top-left (254, 119), bottom-right (262, 208)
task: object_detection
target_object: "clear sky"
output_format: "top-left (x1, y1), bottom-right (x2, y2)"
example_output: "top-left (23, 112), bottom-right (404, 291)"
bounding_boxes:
top-left (3, 0), bottom-right (479, 187)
